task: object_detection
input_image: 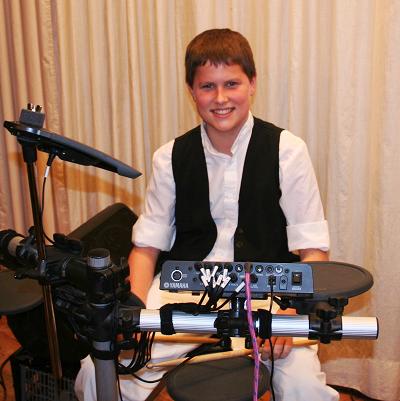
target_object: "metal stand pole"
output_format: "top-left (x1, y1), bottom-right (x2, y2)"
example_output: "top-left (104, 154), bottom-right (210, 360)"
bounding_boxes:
top-left (87, 249), bottom-right (119, 401)
top-left (21, 143), bottom-right (62, 379)
top-left (93, 341), bottom-right (119, 401)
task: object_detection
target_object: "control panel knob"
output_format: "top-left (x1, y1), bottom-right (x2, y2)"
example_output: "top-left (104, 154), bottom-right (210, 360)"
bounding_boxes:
top-left (171, 270), bottom-right (183, 281)
top-left (229, 272), bottom-right (238, 283)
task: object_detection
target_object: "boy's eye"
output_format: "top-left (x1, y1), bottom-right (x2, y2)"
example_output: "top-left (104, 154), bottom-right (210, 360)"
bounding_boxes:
top-left (200, 83), bottom-right (215, 90)
top-left (226, 81), bottom-right (239, 88)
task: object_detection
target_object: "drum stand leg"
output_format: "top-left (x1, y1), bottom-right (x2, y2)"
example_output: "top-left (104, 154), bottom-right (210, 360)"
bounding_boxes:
top-left (20, 141), bottom-right (62, 380)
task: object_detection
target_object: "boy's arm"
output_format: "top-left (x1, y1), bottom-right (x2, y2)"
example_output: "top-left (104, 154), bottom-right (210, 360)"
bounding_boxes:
top-left (299, 248), bottom-right (328, 262)
top-left (128, 245), bottom-right (160, 306)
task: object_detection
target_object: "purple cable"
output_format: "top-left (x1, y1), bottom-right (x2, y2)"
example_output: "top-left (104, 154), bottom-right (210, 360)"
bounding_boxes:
top-left (245, 269), bottom-right (260, 401)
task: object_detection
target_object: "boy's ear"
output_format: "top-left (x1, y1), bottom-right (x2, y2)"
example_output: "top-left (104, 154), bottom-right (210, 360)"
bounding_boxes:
top-left (187, 85), bottom-right (196, 101)
top-left (250, 76), bottom-right (257, 96)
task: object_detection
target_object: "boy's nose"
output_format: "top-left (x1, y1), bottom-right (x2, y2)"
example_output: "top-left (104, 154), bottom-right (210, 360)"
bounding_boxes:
top-left (215, 87), bottom-right (228, 103)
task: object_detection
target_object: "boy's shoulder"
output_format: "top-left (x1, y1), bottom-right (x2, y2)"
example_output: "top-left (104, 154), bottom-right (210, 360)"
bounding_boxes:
top-left (253, 116), bottom-right (284, 134)
top-left (252, 118), bottom-right (307, 154)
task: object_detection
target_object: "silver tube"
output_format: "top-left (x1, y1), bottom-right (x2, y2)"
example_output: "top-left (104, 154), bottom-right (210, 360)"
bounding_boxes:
top-left (269, 314), bottom-right (310, 337)
top-left (340, 316), bottom-right (378, 339)
top-left (140, 310), bottom-right (217, 333)
top-left (139, 310), bottom-right (378, 339)
top-left (7, 236), bottom-right (24, 255)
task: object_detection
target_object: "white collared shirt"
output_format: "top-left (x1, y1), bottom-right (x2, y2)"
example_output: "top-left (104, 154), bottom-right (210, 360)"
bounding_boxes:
top-left (132, 114), bottom-right (329, 261)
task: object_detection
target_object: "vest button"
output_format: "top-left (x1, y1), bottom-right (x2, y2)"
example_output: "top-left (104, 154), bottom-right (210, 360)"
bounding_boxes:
top-left (235, 240), bottom-right (244, 248)
top-left (237, 228), bottom-right (244, 235)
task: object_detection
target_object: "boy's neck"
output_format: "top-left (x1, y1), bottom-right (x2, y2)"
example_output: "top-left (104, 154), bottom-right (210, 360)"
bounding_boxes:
top-left (205, 126), bottom-right (240, 156)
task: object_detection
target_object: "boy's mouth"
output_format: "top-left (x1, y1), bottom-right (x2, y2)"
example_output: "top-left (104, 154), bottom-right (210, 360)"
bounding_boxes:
top-left (211, 107), bottom-right (235, 116)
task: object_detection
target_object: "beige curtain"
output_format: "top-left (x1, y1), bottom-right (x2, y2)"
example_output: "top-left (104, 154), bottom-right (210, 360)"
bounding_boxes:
top-left (1, 1), bottom-right (399, 399)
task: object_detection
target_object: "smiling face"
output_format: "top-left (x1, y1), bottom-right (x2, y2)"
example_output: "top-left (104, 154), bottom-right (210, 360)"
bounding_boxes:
top-left (189, 62), bottom-right (256, 146)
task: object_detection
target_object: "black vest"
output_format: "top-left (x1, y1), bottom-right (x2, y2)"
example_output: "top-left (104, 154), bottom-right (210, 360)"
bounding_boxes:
top-left (157, 117), bottom-right (298, 273)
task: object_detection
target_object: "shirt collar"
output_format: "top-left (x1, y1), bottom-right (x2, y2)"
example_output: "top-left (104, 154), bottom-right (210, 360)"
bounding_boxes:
top-left (200, 112), bottom-right (254, 156)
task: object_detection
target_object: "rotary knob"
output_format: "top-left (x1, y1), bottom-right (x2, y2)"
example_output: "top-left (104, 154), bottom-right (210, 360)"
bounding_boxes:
top-left (171, 270), bottom-right (183, 281)
top-left (229, 272), bottom-right (238, 283)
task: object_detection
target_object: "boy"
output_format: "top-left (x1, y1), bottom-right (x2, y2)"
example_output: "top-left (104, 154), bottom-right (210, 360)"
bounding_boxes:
top-left (75, 28), bottom-right (338, 401)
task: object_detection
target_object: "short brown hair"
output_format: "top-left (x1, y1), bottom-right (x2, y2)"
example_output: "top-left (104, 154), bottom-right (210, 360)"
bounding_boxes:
top-left (185, 28), bottom-right (256, 87)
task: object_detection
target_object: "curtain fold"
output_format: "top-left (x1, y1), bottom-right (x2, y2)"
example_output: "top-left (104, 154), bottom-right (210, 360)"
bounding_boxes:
top-left (1, 1), bottom-right (399, 399)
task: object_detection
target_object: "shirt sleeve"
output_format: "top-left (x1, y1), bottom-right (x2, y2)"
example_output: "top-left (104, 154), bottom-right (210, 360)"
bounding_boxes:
top-left (279, 131), bottom-right (330, 252)
top-left (131, 140), bottom-right (176, 250)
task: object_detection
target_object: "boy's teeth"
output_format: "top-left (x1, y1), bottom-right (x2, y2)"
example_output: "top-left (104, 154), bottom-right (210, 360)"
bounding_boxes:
top-left (214, 108), bottom-right (232, 115)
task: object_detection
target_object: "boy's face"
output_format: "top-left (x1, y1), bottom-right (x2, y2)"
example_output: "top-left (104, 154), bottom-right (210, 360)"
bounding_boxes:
top-left (189, 62), bottom-right (256, 143)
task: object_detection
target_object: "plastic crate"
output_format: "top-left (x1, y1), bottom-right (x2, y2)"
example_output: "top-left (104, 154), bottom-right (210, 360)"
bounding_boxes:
top-left (19, 365), bottom-right (77, 401)
top-left (9, 348), bottom-right (79, 401)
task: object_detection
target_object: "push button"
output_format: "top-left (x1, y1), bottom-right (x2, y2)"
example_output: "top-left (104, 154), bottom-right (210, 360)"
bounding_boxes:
top-left (292, 272), bottom-right (302, 285)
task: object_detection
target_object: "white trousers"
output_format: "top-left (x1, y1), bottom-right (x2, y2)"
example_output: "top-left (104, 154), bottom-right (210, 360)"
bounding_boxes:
top-left (75, 275), bottom-right (339, 401)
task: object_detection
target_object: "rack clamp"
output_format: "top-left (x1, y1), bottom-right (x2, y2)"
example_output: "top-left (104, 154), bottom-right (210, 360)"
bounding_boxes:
top-left (309, 300), bottom-right (348, 344)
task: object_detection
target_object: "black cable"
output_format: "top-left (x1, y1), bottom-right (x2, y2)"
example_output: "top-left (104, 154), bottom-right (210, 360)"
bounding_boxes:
top-left (126, 336), bottom-right (223, 384)
top-left (198, 268), bottom-right (232, 311)
top-left (267, 337), bottom-right (276, 401)
top-left (268, 284), bottom-right (274, 313)
top-left (197, 291), bottom-right (207, 306)
top-left (130, 371), bottom-right (163, 384)
top-left (211, 285), bottom-right (227, 309)
top-left (40, 184), bottom-right (54, 244)
top-left (145, 338), bottom-right (224, 384)
top-left (118, 331), bottom-right (156, 379)
top-left (215, 293), bottom-right (236, 310)
top-left (195, 286), bottom-right (220, 312)
top-left (204, 278), bottom-right (224, 310)
top-left (115, 353), bottom-right (124, 401)
top-left (40, 158), bottom-right (55, 245)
